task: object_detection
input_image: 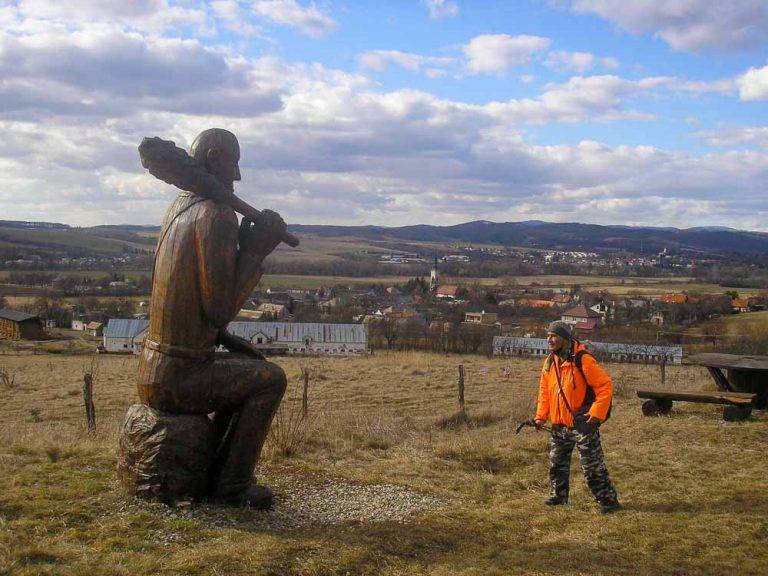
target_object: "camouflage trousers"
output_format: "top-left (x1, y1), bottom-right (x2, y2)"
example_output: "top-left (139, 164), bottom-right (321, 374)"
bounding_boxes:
top-left (549, 424), bottom-right (618, 503)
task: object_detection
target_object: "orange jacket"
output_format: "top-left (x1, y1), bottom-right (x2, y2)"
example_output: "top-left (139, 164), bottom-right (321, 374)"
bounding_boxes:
top-left (535, 341), bottom-right (613, 427)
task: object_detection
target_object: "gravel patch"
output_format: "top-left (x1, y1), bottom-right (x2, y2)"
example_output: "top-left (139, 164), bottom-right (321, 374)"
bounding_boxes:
top-left (267, 479), bottom-right (445, 529)
top-left (120, 477), bottom-right (446, 532)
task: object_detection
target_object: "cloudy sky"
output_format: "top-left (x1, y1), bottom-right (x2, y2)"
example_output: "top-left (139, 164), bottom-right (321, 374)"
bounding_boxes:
top-left (1, 0), bottom-right (767, 230)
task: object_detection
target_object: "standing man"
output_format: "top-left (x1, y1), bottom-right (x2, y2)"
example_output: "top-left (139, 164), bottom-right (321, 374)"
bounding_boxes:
top-left (137, 128), bottom-right (288, 509)
top-left (534, 321), bottom-right (621, 513)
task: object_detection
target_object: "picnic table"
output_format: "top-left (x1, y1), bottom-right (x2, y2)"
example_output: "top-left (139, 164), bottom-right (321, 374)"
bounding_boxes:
top-left (637, 353), bottom-right (768, 421)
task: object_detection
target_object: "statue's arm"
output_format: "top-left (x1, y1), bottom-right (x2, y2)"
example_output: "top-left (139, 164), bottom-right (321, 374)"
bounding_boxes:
top-left (195, 204), bottom-right (262, 328)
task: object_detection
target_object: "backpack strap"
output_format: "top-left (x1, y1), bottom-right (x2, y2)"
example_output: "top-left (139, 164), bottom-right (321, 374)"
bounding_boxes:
top-left (574, 349), bottom-right (592, 382)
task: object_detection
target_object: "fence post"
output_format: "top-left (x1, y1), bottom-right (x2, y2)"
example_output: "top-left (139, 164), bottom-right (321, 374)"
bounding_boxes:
top-left (457, 364), bottom-right (465, 413)
top-left (301, 367), bottom-right (309, 417)
top-left (660, 357), bottom-right (666, 386)
top-left (83, 373), bottom-right (96, 433)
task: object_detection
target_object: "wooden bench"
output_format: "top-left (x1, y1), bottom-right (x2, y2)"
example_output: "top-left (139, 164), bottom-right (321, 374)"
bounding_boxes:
top-left (637, 389), bottom-right (757, 421)
top-left (687, 353), bottom-right (768, 409)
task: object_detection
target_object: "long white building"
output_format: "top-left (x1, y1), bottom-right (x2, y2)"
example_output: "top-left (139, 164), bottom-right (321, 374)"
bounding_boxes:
top-left (493, 336), bottom-right (682, 364)
top-left (227, 322), bottom-right (367, 356)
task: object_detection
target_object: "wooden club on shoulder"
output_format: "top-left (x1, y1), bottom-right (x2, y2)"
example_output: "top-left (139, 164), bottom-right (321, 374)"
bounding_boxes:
top-left (138, 136), bottom-right (300, 248)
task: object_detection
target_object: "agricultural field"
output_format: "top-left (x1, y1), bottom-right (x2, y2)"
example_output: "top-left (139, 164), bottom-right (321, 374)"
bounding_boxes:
top-left (0, 351), bottom-right (766, 575)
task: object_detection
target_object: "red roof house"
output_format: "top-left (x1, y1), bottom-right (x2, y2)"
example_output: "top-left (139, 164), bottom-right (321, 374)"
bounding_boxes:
top-left (561, 304), bottom-right (602, 325)
top-left (436, 285), bottom-right (460, 299)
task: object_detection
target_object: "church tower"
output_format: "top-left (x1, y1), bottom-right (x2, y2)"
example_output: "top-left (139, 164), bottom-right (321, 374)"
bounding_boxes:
top-left (430, 255), bottom-right (440, 290)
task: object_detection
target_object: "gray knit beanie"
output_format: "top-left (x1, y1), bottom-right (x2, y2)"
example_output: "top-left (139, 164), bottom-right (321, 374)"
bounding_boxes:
top-left (547, 321), bottom-right (572, 340)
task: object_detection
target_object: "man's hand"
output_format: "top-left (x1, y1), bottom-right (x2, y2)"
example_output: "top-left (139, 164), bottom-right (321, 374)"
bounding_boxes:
top-left (239, 210), bottom-right (287, 260)
top-left (586, 415), bottom-right (600, 426)
top-left (534, 418), bottom-right (547, 431)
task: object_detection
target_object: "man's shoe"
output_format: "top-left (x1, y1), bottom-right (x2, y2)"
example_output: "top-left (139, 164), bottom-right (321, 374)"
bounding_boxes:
top-left (217, 485), bottom-right (274, 510)
top-left (599, 499), bottom-right (622, 513)
top-left (544, 495), bottom-right (568, 506)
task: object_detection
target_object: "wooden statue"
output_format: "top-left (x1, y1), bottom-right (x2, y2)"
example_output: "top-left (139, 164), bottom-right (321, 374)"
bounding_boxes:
top-left (121, 128), bottom-right (292, 508)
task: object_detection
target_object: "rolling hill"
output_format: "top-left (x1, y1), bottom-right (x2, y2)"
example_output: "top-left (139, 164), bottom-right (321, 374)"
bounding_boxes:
top-left (2, 219), bottom-right (768, 258)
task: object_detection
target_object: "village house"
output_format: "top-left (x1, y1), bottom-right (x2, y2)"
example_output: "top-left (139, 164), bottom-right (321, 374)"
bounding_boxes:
top-left (649, 310), bottom-right (667, 326)
top-left (0, 308), bottom-right (45, 340)
top-left (85, 321), bottom-right (104, 337)
top-left (256, 302), bottom-right (288, 319)
top-left (102, 318), bottom-right (149, 354)
top-left (590, 301), bottom-right (612, 320)
top-left (551, 293), bottom-right (573, 308)
top-left (660, 293), bottom-right (689, 305)
top-left (730, 297), bottom-right (761, 313)
top-left (436, 285), bottom-right (460, 300)
top-left (263, 290), bottom-right (293, 308)
top-left (227, 321), bottom-right (367, 356)
top-left (383, 306), bottom-right (427, 325)
top-left (464, 311), bottom-right (498, 325)
top-left (560, 303), bottom-right (602, 337)
top-left (518, 298), bottom-right (557, 308)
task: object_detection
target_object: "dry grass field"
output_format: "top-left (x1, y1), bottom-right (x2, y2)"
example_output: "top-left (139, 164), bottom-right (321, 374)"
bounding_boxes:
top-left (0, 350), bottom-right (766, 575)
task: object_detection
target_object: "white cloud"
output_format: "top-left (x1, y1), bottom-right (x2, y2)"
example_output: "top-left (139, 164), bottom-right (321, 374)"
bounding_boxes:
top-left (544, 51), bottom-right (621, 73)
top-left (488, 75), bottom-right (662, 124)
top-left (13, 0), bottom-right (208, 32)
top-left (357, 50), bottom-right (455, 74)
top-left (464, 34), bottom-right (551, 75)
top-left (422, 0), bottom-right (459, 19)
top-left (737, 62), bottom-right (768, 100)
top-left (250, 0), bottom-right (337, 37)
top-left (570, 0), bottom-right (768, 52)
top-left (696, 125), bottom-right (768, 148)
top-left (0, 4), bottom-right (766, 230)
top-left (0, 28), bottom-right (284, 119)
top-left (211, 0), bottom-right (264, 36)
top-left (544, 50), bottom-right (595, 73)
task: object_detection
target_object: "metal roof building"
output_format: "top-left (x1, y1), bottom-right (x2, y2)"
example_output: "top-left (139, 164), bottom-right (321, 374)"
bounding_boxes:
top-left (103, 318), bottom-right (149, 353)
top-left (493, 336), bottom-right (682, 364)
top-left (227, 322), bottom-right (367, 355)
top-left (0, 308), bottom-right (44, 340)
top-left (0, 309), bottom-right (38, 322)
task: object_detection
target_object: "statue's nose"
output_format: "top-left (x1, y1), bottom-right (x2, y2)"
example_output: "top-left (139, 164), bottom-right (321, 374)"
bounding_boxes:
top-left (234, 164), bottom-right (241, 181)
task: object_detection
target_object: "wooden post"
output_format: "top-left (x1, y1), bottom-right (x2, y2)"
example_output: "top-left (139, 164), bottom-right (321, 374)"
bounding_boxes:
top-left (301, 367), bottom-right (309, 417)
top-left (660, 357), bottom-right (666, 386)
top-left (457, 364), bottom-right (465, 413)
top-left (83, 373), bottom-right (96, 433)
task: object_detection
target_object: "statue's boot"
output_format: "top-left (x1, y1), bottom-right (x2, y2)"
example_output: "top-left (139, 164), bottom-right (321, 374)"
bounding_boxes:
top-left (217, 484), bottom-right (274, 509)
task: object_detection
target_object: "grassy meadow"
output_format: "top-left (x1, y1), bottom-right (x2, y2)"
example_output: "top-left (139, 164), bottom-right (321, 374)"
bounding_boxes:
top-left (0, 350), bottom-right (766, 575)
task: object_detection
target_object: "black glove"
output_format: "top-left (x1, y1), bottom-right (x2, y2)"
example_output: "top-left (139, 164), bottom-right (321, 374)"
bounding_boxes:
top-left (573, 413), bottom-right (598, 435)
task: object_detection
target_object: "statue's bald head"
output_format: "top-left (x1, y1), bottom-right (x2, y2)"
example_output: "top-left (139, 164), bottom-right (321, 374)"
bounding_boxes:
top-left (189, 128), bottom-right (240, 163)
top-left (189, 128), bottom-right (241, 189)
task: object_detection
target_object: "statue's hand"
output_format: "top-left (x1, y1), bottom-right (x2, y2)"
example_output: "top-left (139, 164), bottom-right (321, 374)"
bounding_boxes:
top-left (239, 210), bottom-right (287, 259)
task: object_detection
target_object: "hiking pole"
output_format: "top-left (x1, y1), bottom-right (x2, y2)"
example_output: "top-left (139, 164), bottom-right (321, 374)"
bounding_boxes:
top-left (515, 419), bottom-right (551, 434)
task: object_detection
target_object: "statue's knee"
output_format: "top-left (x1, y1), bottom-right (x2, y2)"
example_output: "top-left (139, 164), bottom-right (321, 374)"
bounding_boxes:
top-left (256, 362), bottom-right (286, 396)
top-left (272, 365), bottom-right (287, 396)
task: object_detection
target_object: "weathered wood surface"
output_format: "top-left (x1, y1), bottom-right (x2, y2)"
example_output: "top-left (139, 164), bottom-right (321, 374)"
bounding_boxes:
top-left (138, 136), bottom-right (299, 247)
top-left (637, 389), bottom-right (756, 405)
top-left (127, 129), bottom-right (289, 507)
top-left (117, 404), bottom-right (216, 504)
top-left (688, 353), bottom-right (768, 407)
top-left (687, 353), bottom-right (768, 371)
top-left (83, 373), bottom-right (96, 433)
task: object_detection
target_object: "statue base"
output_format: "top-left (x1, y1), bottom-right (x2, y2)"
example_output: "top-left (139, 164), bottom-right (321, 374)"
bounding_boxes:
top-left (117, 403), bottom-right (217, 505)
